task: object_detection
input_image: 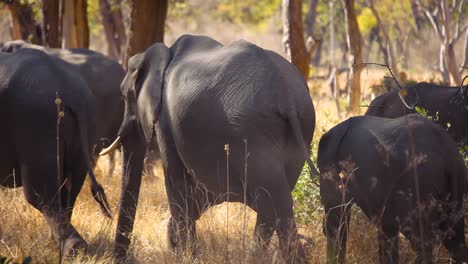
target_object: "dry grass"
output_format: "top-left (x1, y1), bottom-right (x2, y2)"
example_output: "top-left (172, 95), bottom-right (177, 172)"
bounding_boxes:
top-left (0, 77), bottom-right (459, 263)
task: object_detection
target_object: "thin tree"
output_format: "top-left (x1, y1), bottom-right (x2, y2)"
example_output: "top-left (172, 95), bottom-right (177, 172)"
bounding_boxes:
top-left (4, 0), bottom-right (42, 44)
top-left (368, 0), bottom-right (399, 75)
top-left (343, 0), bottom-right (364, 114)
top-left (99, 0), bottom-right (127, 60)
top-left (417, 0), bottom-right (467, 85)
top-left (123, 0), bottom-right (168, 67)
top-left (63, 0), bottom-right (89, 48)
top-left (42, 0), bottom-right (61, 48)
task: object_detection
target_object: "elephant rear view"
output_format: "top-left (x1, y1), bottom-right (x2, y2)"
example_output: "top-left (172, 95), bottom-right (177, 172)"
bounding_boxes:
top-left (0, 49), bottom-right (110, 256)
top-left (318, 114), bottom-right (467, 263)
top-left (101, 34), bottom-right (318, 263)
top-left (1, 40), bottom-right (126, 176)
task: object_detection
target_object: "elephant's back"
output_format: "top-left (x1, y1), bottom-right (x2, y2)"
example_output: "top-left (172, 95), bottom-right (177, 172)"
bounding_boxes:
top-left (162, 38), bottom-right (315, 188)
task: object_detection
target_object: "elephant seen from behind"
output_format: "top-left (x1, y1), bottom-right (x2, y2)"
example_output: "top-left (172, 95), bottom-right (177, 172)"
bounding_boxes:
top-left (318, 114), bottom-right (467, 263)
top-left (101, 34), bottom-right (318, 263)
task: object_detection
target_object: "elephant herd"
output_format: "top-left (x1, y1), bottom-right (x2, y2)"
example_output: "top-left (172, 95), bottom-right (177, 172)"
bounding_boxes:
top-left (0, 35), bottom-right (467, 263)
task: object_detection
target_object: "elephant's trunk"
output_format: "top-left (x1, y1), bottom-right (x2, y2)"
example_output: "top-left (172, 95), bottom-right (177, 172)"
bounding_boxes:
top-left (114, 138), bottom-right (145, 259)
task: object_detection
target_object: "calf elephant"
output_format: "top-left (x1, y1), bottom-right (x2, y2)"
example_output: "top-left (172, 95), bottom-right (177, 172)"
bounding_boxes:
top-left (101, 34), bottom-right (318, 263)
top-left (0, 49), bottom-right (110, 255)
top-left (1, 40), bottom-right (125, 176)
top-left (365, 82), bottom-right (468, 146)
top-left (318, 114), bottom-right (467, 263)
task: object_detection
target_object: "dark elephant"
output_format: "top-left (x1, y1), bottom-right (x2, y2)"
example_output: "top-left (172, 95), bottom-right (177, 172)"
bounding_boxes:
top-left (365, 82), bottom-right (468, 146)
top-left (1, 40), bottom-right (125, 177)
top-left (318, 114), bottom-right (467, 263)
top-left (0, 49), bottom-right (110, 255)
top-left (101, 35), bottom-right (318, 263)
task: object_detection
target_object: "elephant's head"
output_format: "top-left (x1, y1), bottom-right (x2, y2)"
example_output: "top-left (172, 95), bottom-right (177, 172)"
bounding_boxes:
top-left (100, 43), bottom-right (171, 259)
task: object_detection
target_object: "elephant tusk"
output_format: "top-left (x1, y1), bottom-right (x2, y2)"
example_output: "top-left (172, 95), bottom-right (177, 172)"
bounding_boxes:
top-left (99, 136), bottom-right (121, 156)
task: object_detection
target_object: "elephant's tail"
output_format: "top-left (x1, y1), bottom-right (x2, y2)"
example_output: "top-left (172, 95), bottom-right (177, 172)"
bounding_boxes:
top-left (287, 110), bottom-right (320, 180)
top-left (78, 116), bottom-right (112, 219)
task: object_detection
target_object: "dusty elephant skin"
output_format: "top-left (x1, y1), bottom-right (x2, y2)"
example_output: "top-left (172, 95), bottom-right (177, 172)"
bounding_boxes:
top-left (102, 34), bottom-right (318, 263)
top-left (0, 49), bottom-right (110, 256)
top-left (0, 40), bottom-right (125, 177)
top-left (365, 82), bottom-right (468, 146)
top-left (318, 114), bottom-right (467, 264)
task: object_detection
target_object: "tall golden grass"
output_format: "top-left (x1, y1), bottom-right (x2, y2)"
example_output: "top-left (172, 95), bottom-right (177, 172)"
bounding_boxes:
top-left (0, 72), bottom-right (457, 263)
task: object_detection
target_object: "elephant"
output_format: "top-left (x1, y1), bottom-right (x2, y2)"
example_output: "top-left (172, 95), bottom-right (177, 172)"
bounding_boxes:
top-left (365, 82), bottom-right (468, 146)
top-left (100, 34), bottom-right (318, 263)
top-left (318, 114), bottom-right (467, 263)
top-left (0, 49), bottom-right (111, 255)
top-left (0, 40), bottom-right (125, 177)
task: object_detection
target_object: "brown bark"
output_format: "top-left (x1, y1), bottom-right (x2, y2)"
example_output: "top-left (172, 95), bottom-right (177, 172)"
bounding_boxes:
top-left (123, 0), bottom-right (168, 67)
top-left (99, 0), bottom-right (127, 60)
top-left (282, 0), bottom-right (310, 80)
top-left (42, 0), bottom-right (61, 48)
top-left (6, 0), bottom-right (42, 44)
top-left (63, 0), bottom-right (89, 48)
top-left (344, 0), bottom-right (364, 115)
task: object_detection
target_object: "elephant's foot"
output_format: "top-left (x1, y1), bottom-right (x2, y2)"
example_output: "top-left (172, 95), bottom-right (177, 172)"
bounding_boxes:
top-left (167, 217), bottom-right (199, 257)
top-left (61, 234), bottom-right (87, 257)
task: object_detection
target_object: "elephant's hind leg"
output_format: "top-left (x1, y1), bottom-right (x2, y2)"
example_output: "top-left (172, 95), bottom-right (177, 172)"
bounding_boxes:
top-left (161, 149), bottom-right (200, 254)
top-left (442, 217), bottom-right (468, 263)
top-left (252, 175), bottom-right (308, 264)
top-left (253, 214), bottom-right (275, 250)
top-left (20, 155), bottom-right (87, 256)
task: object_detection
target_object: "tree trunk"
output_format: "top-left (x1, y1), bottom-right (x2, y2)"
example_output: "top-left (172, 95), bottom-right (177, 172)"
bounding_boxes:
top-left (369, 0), bottom-right (399, 75)
top-left (63, 0), bottom-right (89, 48)
top-left (411, 0), bottom-right (424, 31)
top-left (6, 1), bottom-right (42, 44)
top-left (305, 0), bottom-right (318, 38)
top-left (99, 0), bottom-right (127, 60)
top-left (42, 0), bottom-right (61, 48)
top-left (123, 0), bottom-right (168, 67)
top-left (462, 30), bottom-right (468, 72)
top-left (343, 0), bottom-right (363, 115)
top-left (282, 0), bottom-right (310, 80)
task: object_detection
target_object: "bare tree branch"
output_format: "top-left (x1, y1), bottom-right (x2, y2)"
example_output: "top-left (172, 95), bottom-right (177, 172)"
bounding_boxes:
top-left (453, 0), bottom-right (465, 40)
top-left (418, 0), bottom-right (444, 40)
top-left (360, 59), bottom-right (416, 110)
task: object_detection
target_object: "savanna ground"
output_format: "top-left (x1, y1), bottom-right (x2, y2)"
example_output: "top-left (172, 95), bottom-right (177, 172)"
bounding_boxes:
top-left (0, 69), bottom-right (462, 264)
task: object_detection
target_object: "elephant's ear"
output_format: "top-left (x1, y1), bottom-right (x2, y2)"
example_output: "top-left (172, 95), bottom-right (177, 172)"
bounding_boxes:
top-left (136, 43), bottom-right (171, 144)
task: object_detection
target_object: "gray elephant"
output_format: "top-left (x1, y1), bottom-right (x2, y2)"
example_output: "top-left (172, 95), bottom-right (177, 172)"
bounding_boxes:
top-left (318, 114), bottom-right (467, 263)
top-left (1, 40), bottom-right (125, 176)
top-left (0, 49), bottom-right (110, 255)
top-left (365, 82), bottom-right (468, 146)
top-left (101, 34), bottom-right (318, 263)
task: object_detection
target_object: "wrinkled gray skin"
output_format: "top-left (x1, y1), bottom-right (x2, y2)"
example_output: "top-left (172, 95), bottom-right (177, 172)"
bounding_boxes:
top-left (365, 82), bottom-right (468, 146)
top-left (1, 40), bottom-right (125, 177)
top-left (318, 114), bottom-right (467, 264)
top-left (0, 49), bottom-right (110, 256)
top-left (109, 35), bottom-right (317, 263)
